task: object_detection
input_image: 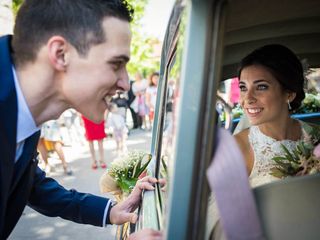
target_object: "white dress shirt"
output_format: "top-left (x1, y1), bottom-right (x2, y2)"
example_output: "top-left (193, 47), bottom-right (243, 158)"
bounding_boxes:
top-left (12, 66), bottom-right (40, 161)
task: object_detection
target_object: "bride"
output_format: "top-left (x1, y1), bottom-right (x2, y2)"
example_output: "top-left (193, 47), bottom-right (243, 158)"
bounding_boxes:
top-left (234, 44), bottom-right (320, 187)
top-left (208, 44), bottom-right (320, 240)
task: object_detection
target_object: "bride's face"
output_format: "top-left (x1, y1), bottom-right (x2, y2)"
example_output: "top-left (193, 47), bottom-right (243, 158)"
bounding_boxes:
top-left (239, 64), bottom-right (290, 126)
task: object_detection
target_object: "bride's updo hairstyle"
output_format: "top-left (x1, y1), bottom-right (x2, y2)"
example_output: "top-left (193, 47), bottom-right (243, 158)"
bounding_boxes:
top-left (237, 44), bottom-right (305, 111)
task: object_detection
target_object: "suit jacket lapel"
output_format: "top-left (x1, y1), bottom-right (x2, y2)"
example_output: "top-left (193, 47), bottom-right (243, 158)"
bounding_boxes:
top-left (0, 35), bottom-right (18, 232)
top-left (11, 131), bottom-right (41, 193)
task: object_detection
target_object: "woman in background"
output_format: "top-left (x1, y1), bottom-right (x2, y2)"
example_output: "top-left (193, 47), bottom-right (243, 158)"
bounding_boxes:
top-left (131, 72), bottom-right (149, 129)
top-left (146, 72), bottom-right (160, 129)
top-left (81, 115), bottom-right (107, 169)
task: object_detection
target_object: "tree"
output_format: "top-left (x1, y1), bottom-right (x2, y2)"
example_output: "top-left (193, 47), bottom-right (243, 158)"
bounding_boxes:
top-left (127, 0), bottom-right (161, 78)
top-left (12, 0), bottom-right (23, 15)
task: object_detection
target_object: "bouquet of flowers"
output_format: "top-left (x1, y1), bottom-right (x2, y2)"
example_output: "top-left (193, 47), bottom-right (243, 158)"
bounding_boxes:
top-left (100, 150), bottom-right (152, 200)
top-left (270, 141), bottom-right (320, 178)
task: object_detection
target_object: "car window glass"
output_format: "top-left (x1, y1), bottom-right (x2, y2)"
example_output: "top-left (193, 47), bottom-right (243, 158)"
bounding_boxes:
top-left (157, 7), bottom-right (187, 218)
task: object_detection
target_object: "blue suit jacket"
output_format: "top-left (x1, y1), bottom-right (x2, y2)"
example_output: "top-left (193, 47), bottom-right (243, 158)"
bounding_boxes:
top-left (0, 36), bottom-right (110, 239)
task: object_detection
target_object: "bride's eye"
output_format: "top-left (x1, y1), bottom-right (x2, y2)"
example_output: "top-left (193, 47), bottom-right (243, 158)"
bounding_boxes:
top-left (239, 85), bottom-right (247, 92)
top-left (257, 84), bottom-right (268, 90)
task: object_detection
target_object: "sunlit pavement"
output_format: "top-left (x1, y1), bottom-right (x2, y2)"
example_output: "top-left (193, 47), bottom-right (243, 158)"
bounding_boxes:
top-left (9, 128), bottom-right (152, 240)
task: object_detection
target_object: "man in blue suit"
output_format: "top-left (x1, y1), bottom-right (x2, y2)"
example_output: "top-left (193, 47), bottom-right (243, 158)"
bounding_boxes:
top-left (0, 0), bottom-right (163, 239)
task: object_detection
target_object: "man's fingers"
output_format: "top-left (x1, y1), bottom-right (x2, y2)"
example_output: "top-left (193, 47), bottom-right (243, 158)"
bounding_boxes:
top-left (138, 176), bottom-right (166, 186)
top-left (158, 178), bottom-right (166, 187)
top-left (139, 176), bottom-right (158, 184)
top-left (115, 212), bottom-right (138, 225)
top-left (134, 176), bottom-right (167, 192)
top-left (130, 213), bottom-right (138, 224)
top-left (128, 229), bottom-right (163, 240)
top-left (138, 181), bottom-right (155, 190)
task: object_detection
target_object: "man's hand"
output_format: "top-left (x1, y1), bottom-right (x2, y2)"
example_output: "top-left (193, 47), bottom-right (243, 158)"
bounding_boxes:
top-left (109, 176), bottom-right (166, 224)
top-left (128, 229), bottom-right (163, 240)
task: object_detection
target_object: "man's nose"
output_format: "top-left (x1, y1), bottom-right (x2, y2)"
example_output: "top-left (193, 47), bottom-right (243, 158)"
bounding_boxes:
top-left (118, 70), bottom-right (130, 92)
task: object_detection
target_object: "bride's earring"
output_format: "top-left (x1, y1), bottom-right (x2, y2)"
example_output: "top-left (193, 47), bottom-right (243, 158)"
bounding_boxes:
top-left (287, 99), bottom-right (292, 110)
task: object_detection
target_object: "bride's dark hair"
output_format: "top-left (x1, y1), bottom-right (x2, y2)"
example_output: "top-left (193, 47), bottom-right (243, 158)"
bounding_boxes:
top-left (238, 44), bottom-right (305, 111)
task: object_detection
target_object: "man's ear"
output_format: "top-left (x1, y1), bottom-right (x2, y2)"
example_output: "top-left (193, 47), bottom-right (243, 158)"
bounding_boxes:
top-left (47, 36), bottom-right (70, 71)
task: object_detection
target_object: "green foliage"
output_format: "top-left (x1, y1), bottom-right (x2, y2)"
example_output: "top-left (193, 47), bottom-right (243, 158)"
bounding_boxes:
top-left (160, 155), bottom-right (168, 178)
top-left (128, 36), bottom-right (160, 77)
top-left (108, 150), bottom-right (152, 193)
top-left (232, 104), bottom-right (244, 119)
top-left (127, 0), bottom-right (160, 77)
top-left (270, 142), bottom-right (320, 178)
top-left (168, 9), bottom-right (187, 79)
top-left (12, 0), bottom-right (23, 15)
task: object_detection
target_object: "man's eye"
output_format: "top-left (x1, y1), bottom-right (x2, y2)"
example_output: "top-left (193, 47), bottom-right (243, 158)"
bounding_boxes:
top-left (111, 61), bottom-right (123, 70)
top-left (112, 63), bottom-right (120, 70)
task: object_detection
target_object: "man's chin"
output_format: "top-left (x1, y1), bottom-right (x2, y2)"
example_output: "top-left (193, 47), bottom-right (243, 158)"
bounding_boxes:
top-left (91, 116), bottom-right (104, 124)
top-left (83, 112), bottom-right (104, 124)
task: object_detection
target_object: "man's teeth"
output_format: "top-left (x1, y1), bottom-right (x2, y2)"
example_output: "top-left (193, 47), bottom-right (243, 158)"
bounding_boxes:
top-left (247, 108), bottom-right (262, 114)
top-left (104, 96), bottom-right (111, 104)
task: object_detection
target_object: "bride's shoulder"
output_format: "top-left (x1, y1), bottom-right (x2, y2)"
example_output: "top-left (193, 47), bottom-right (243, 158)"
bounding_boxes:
top-left (234, 128), bottom-right (254, 173)
top-left (234, 128), bottom-right (250, 150)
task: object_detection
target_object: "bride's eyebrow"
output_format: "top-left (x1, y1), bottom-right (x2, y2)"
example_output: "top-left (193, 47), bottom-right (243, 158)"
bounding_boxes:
top-left (253, 79), bottom-right (269, 84)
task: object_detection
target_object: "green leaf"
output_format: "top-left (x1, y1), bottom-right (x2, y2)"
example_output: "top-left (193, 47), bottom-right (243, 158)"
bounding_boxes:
top-left (273, 160), bottom-right (292, 170)
top-left (135, 154), bottom-right (152, 177)
top-left (292, 149), bottom-right (300, 161)
top-left (161, 156), bottom-right (168, 173)
top-left (298, 141), bottom-right (313, 158)
top-left (272, 156), bottom-right (288, 162)
top-left (270, 167), bottom-right (286, 178)
top-left (296, 144), bottom-right (304, 155)
top-left (132, 158), bottom-right (142, 178)
top-left (281, 144), bottom-right (299, 163)
top-left (117, 178), bottom-right (139, 193)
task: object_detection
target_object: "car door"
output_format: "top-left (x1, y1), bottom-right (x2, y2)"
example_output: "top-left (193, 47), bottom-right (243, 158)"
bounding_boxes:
top-left (135, 0), bottom-right (320, 239)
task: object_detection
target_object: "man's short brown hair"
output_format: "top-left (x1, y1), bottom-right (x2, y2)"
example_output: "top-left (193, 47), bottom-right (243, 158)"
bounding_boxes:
top-left (12, 0), bottom-right (133, 67)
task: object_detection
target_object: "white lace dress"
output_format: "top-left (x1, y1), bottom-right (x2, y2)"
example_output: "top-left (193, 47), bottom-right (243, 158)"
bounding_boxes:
top-left (206, 121), bottom-right (316, 239)
top-left (248, 121), bottom-right (311, 187)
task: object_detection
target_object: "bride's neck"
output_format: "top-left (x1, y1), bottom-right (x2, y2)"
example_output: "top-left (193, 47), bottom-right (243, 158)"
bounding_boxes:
top-left (258, 117), bottom-right (300, 141)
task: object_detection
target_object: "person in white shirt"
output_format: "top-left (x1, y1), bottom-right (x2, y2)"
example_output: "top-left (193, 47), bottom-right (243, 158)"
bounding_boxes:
top-left (146, 72), bottom-right (160, 129)
top-left (108, 103), bottom-right (129, 156)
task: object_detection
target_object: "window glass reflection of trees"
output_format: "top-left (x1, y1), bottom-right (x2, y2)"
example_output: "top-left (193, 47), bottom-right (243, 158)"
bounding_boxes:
top-left (159, 10), bottom-right (186, 208)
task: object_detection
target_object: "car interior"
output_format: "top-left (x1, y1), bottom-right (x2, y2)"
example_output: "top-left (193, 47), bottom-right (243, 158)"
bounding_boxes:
top-left (133, 0), bottom-right (320, 239)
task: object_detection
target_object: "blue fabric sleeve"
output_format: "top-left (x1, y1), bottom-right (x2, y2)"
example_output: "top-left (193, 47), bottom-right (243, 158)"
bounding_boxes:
top-left (28, 166), bottom-right (111, 226)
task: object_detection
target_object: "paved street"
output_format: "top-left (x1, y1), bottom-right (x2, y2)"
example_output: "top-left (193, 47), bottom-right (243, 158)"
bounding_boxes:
top-left (9, 129), bottom-right (152, 240)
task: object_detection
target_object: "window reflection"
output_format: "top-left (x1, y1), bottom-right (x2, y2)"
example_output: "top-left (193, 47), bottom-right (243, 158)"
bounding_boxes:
top-left (156, 7), bottom-right (186, 221)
